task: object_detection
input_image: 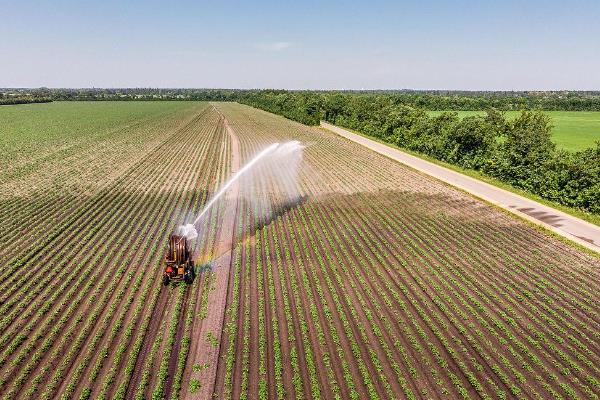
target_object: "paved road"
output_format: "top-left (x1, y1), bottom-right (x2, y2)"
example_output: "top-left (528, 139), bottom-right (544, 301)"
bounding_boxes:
top-left (321, 121), bottom-right (600, 254)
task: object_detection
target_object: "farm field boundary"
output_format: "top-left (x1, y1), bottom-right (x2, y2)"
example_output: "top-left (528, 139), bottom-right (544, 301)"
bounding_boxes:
top-left (321, 121), bottom-right (600, 255)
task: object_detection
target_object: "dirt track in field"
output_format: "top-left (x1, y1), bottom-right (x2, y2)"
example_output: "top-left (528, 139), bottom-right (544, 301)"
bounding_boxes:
top-left (125, 289), bottom-right (169, 399)
top-left (182, 113), bottom-right (241, 399)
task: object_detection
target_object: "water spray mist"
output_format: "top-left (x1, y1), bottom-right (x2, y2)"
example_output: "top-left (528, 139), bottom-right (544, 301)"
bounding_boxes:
top-left (177, 141), bottom-right (304, 242)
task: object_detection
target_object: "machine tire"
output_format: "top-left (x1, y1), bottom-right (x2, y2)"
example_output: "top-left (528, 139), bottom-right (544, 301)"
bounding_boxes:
top-left (162, 275), bottom-right (170, 286)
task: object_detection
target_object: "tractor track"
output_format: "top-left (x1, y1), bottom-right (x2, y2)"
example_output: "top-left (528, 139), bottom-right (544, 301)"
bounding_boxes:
top-left (180, 109), bottom-right (240, 399)
top-left (164, 283), bottom-right (192, 399)
top-left (125, 286), bottom-right (170, 399)
top-left (123, 130), bottom-right (214, 399)
top-left (122, 107), bottom-right (225, 400)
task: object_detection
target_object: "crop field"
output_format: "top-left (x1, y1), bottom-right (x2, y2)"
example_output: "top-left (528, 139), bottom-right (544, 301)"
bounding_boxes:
top-left (427, 110), bottom-right (600, 151)
top-left (1, 101), bottom-right (600, 400)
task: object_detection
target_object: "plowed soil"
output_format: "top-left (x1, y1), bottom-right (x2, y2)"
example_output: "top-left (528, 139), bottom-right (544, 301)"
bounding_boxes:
top-left (1, 101), bottom-right (599, 400)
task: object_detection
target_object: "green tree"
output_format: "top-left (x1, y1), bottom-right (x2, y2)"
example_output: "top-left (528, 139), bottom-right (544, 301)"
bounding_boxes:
top-left (488, 111), bottom-right (554, 188)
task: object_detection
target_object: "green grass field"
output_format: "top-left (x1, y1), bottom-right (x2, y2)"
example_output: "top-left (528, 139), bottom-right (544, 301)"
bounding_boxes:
top-left (428, 110), bottom-right (600, 151)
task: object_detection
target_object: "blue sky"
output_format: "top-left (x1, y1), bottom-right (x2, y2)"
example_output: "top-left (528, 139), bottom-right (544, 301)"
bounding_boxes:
top-left (1, 0), bottom-right (599, 89)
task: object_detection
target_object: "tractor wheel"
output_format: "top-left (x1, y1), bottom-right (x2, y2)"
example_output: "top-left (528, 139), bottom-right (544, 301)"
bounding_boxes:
top-left (184, 272), bottom-right (192, 284)
top-left (162, 275), bottom-right (170, 286)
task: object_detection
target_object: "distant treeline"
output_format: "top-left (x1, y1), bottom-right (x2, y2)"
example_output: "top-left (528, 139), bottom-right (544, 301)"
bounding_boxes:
top-left (0, 96), bottom-right (52, 105)
top-left (4, 88), bottom-right (600, 111)
top-left (58, 88), bottom-right (600, 111)
top-left (238, 91), bottom-right (600, 215)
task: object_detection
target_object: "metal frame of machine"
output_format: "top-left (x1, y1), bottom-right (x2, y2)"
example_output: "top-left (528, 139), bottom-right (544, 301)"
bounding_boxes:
top-left (163, 234), bottom-right (195, 285)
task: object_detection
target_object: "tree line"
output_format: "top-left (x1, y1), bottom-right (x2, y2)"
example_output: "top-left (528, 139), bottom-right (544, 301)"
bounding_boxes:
top-left (348, 91), bottom-right (600, 111)
top-left (0, 94), bottom-right (52, 106)
top-left (6, 88), bottom-right (600, 111)
top-left (237, 91), bottom-right (600, 215)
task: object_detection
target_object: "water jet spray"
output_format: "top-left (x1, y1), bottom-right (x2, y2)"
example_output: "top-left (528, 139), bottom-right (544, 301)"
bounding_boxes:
top-left (177, 141), bottom-right (304, 250)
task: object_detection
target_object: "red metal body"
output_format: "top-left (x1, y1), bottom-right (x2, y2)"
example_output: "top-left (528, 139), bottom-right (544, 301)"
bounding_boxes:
top-left (163, 234), bottom-right (194, 285)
